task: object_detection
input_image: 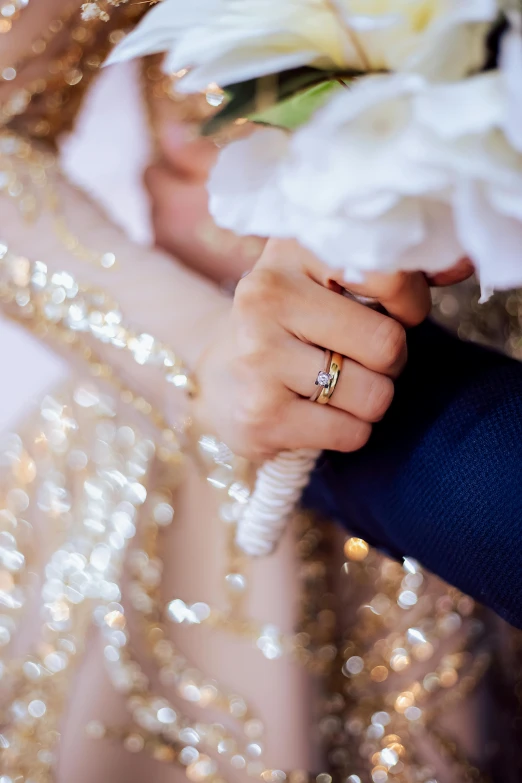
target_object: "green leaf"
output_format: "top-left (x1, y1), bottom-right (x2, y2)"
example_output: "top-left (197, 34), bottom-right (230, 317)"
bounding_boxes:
top-left (201, 81), bottom-right (257, 137)
top-left (249, 80), bottom-right (345, 130)
top-left (200, 66), bottom-right (341, 136)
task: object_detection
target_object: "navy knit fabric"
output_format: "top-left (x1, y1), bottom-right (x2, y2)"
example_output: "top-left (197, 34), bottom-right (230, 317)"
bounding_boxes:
top-left (304, 320), bottom-right (522, 629)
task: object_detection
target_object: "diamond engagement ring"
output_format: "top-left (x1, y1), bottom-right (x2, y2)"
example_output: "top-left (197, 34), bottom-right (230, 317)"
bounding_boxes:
top-left (311, 350), bottom-right (343, 405)
top-left (317, 352), bottom-right (343, 405)
top-left (310, 350), bottom-right (333, 402)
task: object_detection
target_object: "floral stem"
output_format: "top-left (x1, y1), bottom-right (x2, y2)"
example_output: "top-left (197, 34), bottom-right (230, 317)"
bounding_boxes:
top-left (323, 0), bottom-right (370, 71)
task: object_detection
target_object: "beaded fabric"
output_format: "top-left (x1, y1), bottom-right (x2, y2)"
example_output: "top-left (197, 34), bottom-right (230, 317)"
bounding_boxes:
top-left (0, 3), bottom-right (520, 783)
top-left (1, 1), bottom-right (148, 142)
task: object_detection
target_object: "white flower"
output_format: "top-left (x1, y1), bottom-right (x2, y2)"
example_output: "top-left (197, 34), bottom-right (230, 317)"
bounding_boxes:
top-left (501, 11), bottom-right (522, 153)
top-left (210, 73), bottom-right (463, 283)
top-left (108, 0), bottom-right (498, 86)
top-left (418, 35), bottom-right (522, 294)
top-left (210, 53), bottom-right (522, 293)
top-left (208, 128), bottom-right (295, 239)
top-left (106, 0), bottom-right (217, 66)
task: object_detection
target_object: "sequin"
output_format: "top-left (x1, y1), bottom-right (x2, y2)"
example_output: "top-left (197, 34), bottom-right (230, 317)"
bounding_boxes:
top-left (157, 707), bottom-right (177, 725)
top-left (344, 537), bottom-right (369, 562)
top-left (180, 747), bottom-right (200, 765)
top-left (153, 501), bottom-right (174, 526)
top-left (256, 626), bottom-right (283, 660)
top-left (225, 573), bottom-right (247, 593)
top-left (27, 700), bottom-right (46, 718)
top-left (372, 712), bottom-right (390, 727)
top-left (397, 590), bottom-right (418, 609)
top-left (124, 734), bottom-right (145, 753)
top-left (0, 13), bottom-right (505, 782)
top-left (404, 706), bottom-right (422, 722)
top-left (343, 656), bottom-right (364, 676)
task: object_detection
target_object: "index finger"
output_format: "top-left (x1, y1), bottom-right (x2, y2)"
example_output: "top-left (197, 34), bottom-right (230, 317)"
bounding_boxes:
top-left (259, 241), bottom-right (432, 327)
top-left (346, 271), bottom-right (432, 327)
top-left (277, 277), bottom-right (408, 378)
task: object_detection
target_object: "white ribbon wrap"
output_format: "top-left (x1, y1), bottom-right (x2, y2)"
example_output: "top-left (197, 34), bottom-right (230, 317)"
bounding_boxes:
top-left (236, 448), bottom-right (320, 557)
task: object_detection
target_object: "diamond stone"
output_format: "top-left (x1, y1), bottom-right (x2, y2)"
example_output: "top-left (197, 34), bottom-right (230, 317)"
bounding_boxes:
top-left (316, 371), bottom-right (332, 388)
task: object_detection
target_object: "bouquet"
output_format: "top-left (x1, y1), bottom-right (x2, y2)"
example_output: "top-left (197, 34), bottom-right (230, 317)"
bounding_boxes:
top-left (108, 0), bottom-right (522, 554)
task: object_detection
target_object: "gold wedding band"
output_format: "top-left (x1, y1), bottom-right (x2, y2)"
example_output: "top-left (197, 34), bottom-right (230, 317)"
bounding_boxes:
top-left (316, 351), bottom-right (343, 405)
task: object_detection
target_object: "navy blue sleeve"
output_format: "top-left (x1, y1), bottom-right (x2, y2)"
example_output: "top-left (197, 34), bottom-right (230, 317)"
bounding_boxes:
top-left (304, 320), bottom-right (522, 629)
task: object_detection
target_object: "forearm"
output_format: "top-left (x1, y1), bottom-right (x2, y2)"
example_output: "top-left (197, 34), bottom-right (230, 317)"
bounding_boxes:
top-left (0, 162), bottom-right (230, 419)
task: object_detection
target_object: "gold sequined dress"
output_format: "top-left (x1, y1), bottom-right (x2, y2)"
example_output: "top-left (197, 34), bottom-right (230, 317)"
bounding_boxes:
top-left (0, 3), bottom-right (520, 783)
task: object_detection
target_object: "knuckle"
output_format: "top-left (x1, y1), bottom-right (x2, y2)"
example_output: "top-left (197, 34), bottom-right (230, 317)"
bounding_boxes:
top-left (365, 375), bottom-right (395, 422)
top-left (232, 332), bottom-right (273, 380)
top-left (234, 268), bottom-right (287, 316)
top-left (224, 409), bottom-right (275, 462)
top-left (349, 420), bottom-right (373, 452)
top-left (232, 391), bottom-right (277, 448)
top-left (373, 318), bottom-right (407, 371)
top-left (329, 420), bottom-right (372, 453)
top-left (329, 430), bottom-right (352, 452)
top-left (351, 421), bottom-right (372, 451)
top-left (233, 274), bottom-right (256, 316)
top-left (235, 393), bottom-right (265, 429)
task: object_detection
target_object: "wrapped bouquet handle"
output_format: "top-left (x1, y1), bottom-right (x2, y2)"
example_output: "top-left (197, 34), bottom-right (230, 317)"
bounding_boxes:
top-left (236, 448), bottom-right (320, 557)
top-left (236, 299), bottom-right (365, 557)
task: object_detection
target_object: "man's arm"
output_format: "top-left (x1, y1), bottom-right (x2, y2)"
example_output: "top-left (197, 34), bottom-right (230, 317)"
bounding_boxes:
top-left (305, 319), bottom-right (522, 628)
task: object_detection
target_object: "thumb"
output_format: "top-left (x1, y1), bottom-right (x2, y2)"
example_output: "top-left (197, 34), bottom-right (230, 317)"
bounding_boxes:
top-left (427, 258), bottom-right (475, 287)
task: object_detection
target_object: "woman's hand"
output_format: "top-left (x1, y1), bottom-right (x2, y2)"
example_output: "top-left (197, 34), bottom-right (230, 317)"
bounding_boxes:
top-left (145, 122), bottom-right (475, 461)
top-left (193, 239), bottom-right (413, 462)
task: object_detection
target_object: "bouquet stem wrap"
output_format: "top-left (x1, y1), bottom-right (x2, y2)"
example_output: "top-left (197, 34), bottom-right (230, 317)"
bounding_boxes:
top-left (236, 448), bottom-right (320, 556)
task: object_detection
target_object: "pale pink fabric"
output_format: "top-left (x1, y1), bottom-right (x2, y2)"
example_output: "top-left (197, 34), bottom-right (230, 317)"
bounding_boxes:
top-left (60, 60), bottom-right (153, 245)
top-left (0, 62), bottom-right (153, 430)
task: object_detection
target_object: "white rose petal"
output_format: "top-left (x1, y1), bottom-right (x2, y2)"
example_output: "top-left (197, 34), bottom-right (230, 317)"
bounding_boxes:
top-left (344, 0), bottom-right (497, 79)
top-left (454, 180), bottom-right (522, 293)
top-left (414, 72), bottom-right (505, 139)
top-left (105, 0), bottom-right (218, 66)
top-left (501, 12), bottom-right (522, 152)
top-left (210, 37), bottom-right (522, 293)
top-left (124, 0), bottom-right (522, 296)
top-left (108, 0), bottom-right (498, 86)
top-left (489, 183), bottom-right (522, 221)
top-left (279, 73), bottom-right (463, 279)
top-left (209, 73), bottom-right (463, 282)
top-left (415, 27), bottom-right (522, 295)
top-left (295, 199), bottom-right (461, 283)
top-left (208, 127), bottom-right (295, 238)
top-left (283, 74), bottom-right (450, 215)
